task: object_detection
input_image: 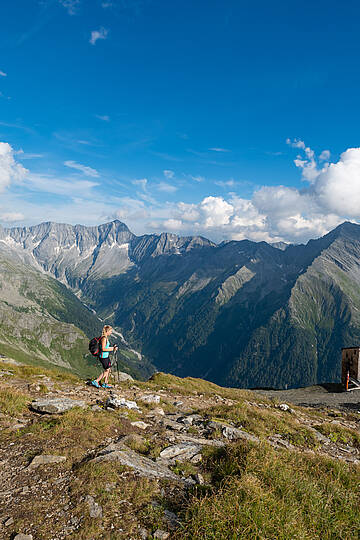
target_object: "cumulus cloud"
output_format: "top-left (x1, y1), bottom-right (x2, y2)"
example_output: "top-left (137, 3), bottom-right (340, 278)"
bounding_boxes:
top-left (64, 160), bottom-right (99, 177)
top-left (0, 142), bottom-right (28, 191)
top-left (89, 27), bottom-right (109, 45)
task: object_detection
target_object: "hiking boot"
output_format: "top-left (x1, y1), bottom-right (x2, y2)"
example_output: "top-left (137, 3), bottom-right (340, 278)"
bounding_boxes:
top-left (101, 383), bottom-right (113, 388)
top-left (91, 380), bottom-right (100, 388)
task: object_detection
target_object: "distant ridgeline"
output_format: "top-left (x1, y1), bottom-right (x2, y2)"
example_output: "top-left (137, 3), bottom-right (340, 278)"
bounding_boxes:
top-left (1, 219), bottom-right (360, 389)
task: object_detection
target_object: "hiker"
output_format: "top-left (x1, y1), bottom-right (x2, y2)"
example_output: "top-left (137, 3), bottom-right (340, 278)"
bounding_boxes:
top-left (91, 325), bottom-right (118, 389)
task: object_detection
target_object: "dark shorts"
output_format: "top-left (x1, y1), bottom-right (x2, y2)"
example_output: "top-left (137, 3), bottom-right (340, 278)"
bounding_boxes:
top-left (99, 356), bottom-right (112, 370)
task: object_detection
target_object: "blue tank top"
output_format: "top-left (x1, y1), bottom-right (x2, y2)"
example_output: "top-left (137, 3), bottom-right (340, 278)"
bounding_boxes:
top-left (100, 338), bottom-right (109, 359)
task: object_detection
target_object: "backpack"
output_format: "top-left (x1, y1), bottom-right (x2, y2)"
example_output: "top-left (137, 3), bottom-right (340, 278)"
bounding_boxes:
top-left (89, 336), bottom-right (103, 357)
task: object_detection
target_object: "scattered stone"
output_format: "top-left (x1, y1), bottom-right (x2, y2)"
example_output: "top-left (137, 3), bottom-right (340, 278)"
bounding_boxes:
top-left (190, 453), bottom-right (203, 464)
top-left (140, 394), bottom-right (161, 404)
top-left (13, 535), bottom-right (33, 540)
top-left (4, 516), bottom-right (14, 526)
top-left (91, 405), bottom-right (103, 412)
top-left (278, 403), bottom-right (295, 413)
top-left (92, 441), bottom-right (181, 481)
top-left (131, 421), bottom-right (150, 430)
top-left (105, 482), bottom-right (116, 492)
top-left (163, 509), bottom-right (180, 530)
top-left (115, 371), bottom-right (134, 382)
top-left (193, 473), bottom-right (205, 485)
top-left (154, 530), bottom-right (170, 540)
top-left (173, 401), bottom-right (183, 407)
top-left (28, 383), bottom-right (42, 392)
top-left (138, 527), bottom-right (149, 539)
top-left (28, 455), bottom-right (67, 469)
top-left (85, 495), bottom-right (103, 518)
top-left (177, 414), bottom-right (203, 426)
top-left (159, 442), bottom-right (201, 461)
top-left (31, 398), bottom-right (85, 414)
top-left (222, 426), bottom-right (259, 442)
top-left (153, 407), bottom-right (165, 416)
top-left (106, 394), bottom-right (140, 411)
top-left (0, 370), bottom-right (14, 377)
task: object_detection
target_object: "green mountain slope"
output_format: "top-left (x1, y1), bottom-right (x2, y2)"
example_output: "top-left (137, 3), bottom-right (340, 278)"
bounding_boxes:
top-left (0, 253), bottom-right (152, 380)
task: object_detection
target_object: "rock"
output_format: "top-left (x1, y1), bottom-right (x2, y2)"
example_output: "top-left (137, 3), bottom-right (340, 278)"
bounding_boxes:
top-left (28, 383), bottom-right (42, 392)
top-left (13, 535), bottom-right (33, 540)
top-left (138, 527), bottom-right (149, 539)
top-left (85, 495), bottom-right (103, 518)
top-left (140, 394), bottom-right (161, 404)
top-left (154, 530), bottom-right (170, 540)
top-left (207, 420), bottom-right (227, 431)
top-left (190, 453), bottom-right (203, 464)
top-left (106, 394), bottom-right (140, 411)
top-left (159, 442), bottom-right (202, 461)
top-left (4, 516), bottom-right (14, 526)
top-left (131, 421), bottom-right (150, 430)
top-left (278, 403), bottom-right (295, 413)
top-left (163, 509), bottom-right (180, 530)
top-left (177, 414), bottom-right (203, 426)
top-left (91, 405), bottom-right (103, 412)
top-left (92, 441), bottom-right (181, 481)
top-left (115, 371), bottom-right (134, 382)
top-left (31, 398), bottom-right (85, 414)
top-left (173, 401), bottom-right (183, 407)
top-left (28, 455), bottom-right (67, 469)
top-left (151, 407), bottom-right (165, 416)
top-left (193, 473), bottom-right (205, 485)
top-left (222, 426), bottom-right (259, 442)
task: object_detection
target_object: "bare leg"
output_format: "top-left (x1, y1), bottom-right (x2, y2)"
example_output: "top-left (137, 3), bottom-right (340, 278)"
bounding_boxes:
top-left (104, 368), bottom-right (111, 384)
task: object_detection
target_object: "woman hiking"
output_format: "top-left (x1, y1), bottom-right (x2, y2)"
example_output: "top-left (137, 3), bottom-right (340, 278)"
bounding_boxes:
top-left (91, 325), bottom-right (118, 389)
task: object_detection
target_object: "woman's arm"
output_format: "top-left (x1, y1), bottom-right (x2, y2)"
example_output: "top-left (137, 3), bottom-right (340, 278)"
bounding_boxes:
top-left (101, 336), bottom-right (115, 352)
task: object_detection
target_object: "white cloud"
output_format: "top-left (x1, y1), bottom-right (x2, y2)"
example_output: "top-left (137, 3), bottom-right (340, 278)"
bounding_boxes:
top-left (59, 0), bottom-right (80, 15)
top-left (26, 173), bottom-right (99, 197)
top-left (156, 182), bottom-right (178, 193)
top-left (89, 27), bottom-right (109, 45)
top-left (319, 150), bottom-right (330, 161)
top-left (200, 196), bottom-right (234, 228)
top-left (286, 138), bottom-right (306, 149)
top-left (0, 212), bottom-right (24, 222)
top-left (209, 147), bottom-right (230, 152)
top-left (64, 160), bottom-right (99, 177)
top-left (314, 148), bottom-right (360, 217)
top-left (0, 142), bottom-right (28, 191)
top-left (132, 178), bottom-right (148, 190)
top-left (190, 175), bottom-right (205, 182)
top-left (215, 179), bottom-right (236, 188)
top-left (163, 170), bottom-right (174, 179)
top-left (0, 71), bottom-right (7, 77)
top-left (95, 114), bottom-right (110, 122)
top-left (163, 218), bottom-right (183, 230)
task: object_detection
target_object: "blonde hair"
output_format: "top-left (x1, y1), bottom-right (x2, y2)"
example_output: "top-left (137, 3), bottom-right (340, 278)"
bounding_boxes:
top-left (101, 325), bottom-right (113, 337)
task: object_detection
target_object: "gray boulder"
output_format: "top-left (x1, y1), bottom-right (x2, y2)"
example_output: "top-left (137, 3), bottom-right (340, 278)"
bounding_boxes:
top-left (28, 455), bottom-right (66, 469)
top-left (31, 398), bottom-right (86, 414)
top-left (159, 442), bottom-right (202, 461)
top-left (92, 441), bottom-right (180, 481)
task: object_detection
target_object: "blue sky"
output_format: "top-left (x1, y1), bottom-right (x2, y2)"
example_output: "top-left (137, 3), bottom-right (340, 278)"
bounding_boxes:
top-left (1, 0), bottom-right (360, 243)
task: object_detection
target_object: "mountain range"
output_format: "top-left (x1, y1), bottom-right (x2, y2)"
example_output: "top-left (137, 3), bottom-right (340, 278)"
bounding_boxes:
top-left (1, 219), bottom-right (360, 388)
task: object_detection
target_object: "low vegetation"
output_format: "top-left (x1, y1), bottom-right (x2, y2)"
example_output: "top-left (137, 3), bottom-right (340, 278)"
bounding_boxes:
top-left (175, 441), bottom-right (360, 539)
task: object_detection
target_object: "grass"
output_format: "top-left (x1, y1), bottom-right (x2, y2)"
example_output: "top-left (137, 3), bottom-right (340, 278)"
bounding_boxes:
top-left (147, 372), bottom-right (261, 401)
top-left (200, 402), bottom-right (319, 448)
top-left (0, 386), bottom-right (30, 416)
top-left (17, 407), bottom-right (133, 461)
top-left (70, 461), bottom-right (160, 539)
top-left (0, 359), bottom-right (80, 384)
top-left (174, 441), bottom-right (360, 539)
top-left (316, 422), bottom-right (360, 448)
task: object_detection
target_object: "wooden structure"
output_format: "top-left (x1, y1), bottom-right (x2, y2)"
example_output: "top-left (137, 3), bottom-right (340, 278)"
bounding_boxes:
top-left (341, 347), bottom-right (360, 391)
